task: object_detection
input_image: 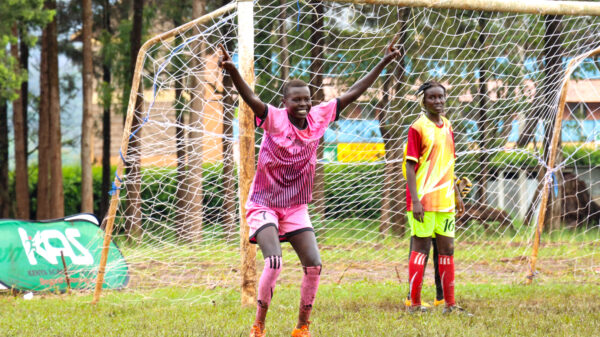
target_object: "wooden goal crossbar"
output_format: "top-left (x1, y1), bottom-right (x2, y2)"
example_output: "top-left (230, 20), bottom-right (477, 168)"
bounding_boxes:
top-left (331, 0), bottom-right (600, 16)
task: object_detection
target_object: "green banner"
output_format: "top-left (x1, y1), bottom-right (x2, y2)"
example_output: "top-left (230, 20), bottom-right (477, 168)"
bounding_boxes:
top-left (0, 214), bottom-right (128, 292)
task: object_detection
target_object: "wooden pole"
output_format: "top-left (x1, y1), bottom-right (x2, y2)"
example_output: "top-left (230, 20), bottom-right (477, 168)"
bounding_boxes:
top-left (91, 3), bottom-right (237, 304)
top-left (60, 251), bottom-right (71, 293)
top-left (526, 45), bottom-right (600, 284)
top-left (329, 0), bottom-right (600, 16)
top-left (237, 0), bottom-right (257, 307)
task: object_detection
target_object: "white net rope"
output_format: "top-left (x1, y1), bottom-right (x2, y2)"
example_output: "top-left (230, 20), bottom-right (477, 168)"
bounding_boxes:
top-left (106, 0), bottom-right (600, 301)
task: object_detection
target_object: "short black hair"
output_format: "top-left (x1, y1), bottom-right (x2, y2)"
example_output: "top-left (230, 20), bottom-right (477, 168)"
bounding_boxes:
top-left (282, 79), bottom-right (309, 98)
top-left (416, 81), bottom-right (446, 97)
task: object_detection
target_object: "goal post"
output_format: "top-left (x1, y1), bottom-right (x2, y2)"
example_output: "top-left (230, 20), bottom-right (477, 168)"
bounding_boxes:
top-left (237, 0), bottom-right (258, 307)
top-left (527, 44), bottom-right (600, 284)
top-left (92, 2), bottom-right (238, 304)
top-left (92, 0), bottom-right (600, 304)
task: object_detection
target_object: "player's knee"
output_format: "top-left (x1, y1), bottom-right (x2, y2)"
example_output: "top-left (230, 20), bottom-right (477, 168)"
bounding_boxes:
top-left (302, 256), bottom-right (321, 268)
top-left (303, 264), bottom-right (322, 275)
top-left (263, 255), bottom-right (283, 271)
top-left (438, 244), bottom-right (454, 256)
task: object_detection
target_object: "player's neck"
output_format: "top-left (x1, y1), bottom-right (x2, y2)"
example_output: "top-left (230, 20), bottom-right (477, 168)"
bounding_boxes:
top-left (288, 113), bottom-right (307, 130)
top-left (424, 111), bottom-right (443, 127)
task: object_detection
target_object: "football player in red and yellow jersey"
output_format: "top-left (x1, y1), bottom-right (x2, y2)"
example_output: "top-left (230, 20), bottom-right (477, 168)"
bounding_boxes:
top-left (405, 81), bottom-right (470, 315)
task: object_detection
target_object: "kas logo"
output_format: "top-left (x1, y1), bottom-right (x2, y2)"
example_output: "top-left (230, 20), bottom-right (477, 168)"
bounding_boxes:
top-left (17, 228), bottom-right (94, 266)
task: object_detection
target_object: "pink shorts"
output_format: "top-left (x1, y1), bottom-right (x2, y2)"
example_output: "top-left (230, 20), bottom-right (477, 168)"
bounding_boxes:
top-left (246, 200), bottom-right (313, 244)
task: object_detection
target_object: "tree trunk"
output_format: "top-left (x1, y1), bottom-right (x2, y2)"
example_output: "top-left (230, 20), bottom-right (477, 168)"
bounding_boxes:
top-left (124, 91), bottom-right (144, 239)
top-left (516, 15), bottom-right (563, 148)
top-left (220, 0), bottom-right (237, 238)
top-left (378, 7), bottom-right (411, 236)
top-left (47, 0), bottom-right (64, 218)
top-left (100, 0), bottom-right (113, 223)
top-left (37, 16), bottom-right (51, 220)
top-left (81, 0), bottom-right (94, 213)
top-left (0, 101), bottom-right (8, 218)
top-left (174, 84), bottom-right (187, 238)
top-left (476, 14), bottom-right (492, 204)
top-left (548, 146), bottom-right (563, 230)
top-left (309, 1), bottom-right (326, 220)
top-left (172, 14), bottom-right (187, 239)
top-left (521, 15), bottom-right (564, 228)
top-left (178, 0), bottom-right (207, 243)
top-left (12, 25), bottom-right (29, 219)
top-left (278, 0), bottom-right (289, 81)
top-left (124, 0), bottom-right (144, 238)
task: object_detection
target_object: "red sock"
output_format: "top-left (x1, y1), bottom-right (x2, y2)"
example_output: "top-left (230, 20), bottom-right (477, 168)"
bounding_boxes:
top-left (438, 255), bottom-right (455, 306)
top-left (409, 251), bottom-right (427, 306)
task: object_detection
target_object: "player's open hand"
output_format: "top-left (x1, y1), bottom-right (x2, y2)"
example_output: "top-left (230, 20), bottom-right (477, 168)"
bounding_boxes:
top-left (218, 43), bottom-right (235, 72)
top-left (382, 35), bottom-right (402, 65)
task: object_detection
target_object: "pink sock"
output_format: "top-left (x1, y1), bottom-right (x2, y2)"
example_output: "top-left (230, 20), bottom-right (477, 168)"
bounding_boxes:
top-left (299, 265), bottom-right (321, 324)
top-left (255, 256), bottom-right (282, 324)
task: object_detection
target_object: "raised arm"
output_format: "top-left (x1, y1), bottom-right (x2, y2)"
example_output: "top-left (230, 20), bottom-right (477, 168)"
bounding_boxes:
top-left (337, 37), bottom-right (401, 112)
top-left (218, 44), bottom-right (266, 119)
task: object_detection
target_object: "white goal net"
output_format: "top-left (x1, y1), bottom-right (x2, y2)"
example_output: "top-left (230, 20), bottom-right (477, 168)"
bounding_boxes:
top-left (98, 0), bottom-right (600, 302)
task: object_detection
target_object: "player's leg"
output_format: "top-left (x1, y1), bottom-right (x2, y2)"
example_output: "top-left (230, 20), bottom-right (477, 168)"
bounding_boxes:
top-left (253, 226), bottom-right (283, 333)
top-left (405, 237), bottom-right (413, 305)
top-left (435, 233), bottom-right (455, 307)
top-left (406, 237), bottom-right (432, 307)
top-left (407, 211), bottom-right (434, 309)
top-left (409, 235), bottom-right (431, 309)
top-left (434, 212), bottom-right (461, 311)
top-left (432, 237), bottom-right (445, 305)
top-left (247, 202), bottom-right (283, 335)
top-left (289, 230), bottom-right (321, 333)
top-left (280, 204), bottom-right (320, 335)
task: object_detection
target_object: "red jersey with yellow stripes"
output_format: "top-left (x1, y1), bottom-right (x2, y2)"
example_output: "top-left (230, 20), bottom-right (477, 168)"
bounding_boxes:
top-left (405, 114), bottom-right (456, 212)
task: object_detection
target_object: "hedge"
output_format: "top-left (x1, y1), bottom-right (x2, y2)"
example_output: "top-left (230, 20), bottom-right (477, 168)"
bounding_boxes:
top-left (7, 146), bottom-right (599, 223)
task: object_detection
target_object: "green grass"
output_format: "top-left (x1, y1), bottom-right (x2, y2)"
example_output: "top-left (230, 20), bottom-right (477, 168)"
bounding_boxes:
top-left (1, 281), bottom-right (599, 336)
top-left (3, 219), bottom-right (595, 335)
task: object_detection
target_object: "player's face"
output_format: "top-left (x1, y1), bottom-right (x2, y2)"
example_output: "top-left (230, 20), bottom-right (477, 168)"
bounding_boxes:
top-left (423, 86), bottom-right (446, 115)
top-left (284, 86), bottom-right (312, 120)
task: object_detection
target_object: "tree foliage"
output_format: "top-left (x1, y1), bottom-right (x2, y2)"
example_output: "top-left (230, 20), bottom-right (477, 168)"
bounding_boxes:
top-left (0, 0), bottom-right (52, 101)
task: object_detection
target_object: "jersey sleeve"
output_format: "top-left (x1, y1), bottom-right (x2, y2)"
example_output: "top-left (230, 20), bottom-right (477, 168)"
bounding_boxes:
top-left (312, 98), bottom-right (339, 126)
top-left (451, 127), bottom-right (456, 158)
top-left (405, 126), bottom-right (421, 163)
top-left (256, 104), bottom-right (285, 134)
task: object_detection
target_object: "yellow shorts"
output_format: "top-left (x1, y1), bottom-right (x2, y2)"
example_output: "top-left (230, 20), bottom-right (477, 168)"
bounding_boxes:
top-left (407, 211), bottom-right (455, 238)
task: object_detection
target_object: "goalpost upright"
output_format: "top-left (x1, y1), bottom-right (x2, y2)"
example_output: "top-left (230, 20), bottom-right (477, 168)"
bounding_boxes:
top-left (92, 0), bottom-right (600, 304)
top-left (91, 2), bottom-right (238, 304)
top-left (527, 44), bottom-right (600, 284)
top-left (237, 0), bottom-right (258, 307)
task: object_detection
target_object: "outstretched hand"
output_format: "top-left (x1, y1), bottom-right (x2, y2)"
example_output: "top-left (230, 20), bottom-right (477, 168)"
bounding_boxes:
top-left (218, 43), bottom-right (235, 72)
top-left (382, 34), bottom-right (402, 65)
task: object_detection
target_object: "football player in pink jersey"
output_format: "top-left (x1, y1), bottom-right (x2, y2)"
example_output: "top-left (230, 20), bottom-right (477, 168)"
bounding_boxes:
top-left (218, 39), bottom-right (400, 337)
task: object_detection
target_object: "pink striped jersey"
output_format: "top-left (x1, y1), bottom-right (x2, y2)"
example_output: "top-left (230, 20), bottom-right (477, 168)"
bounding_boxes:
top-left (249, 98), bottom-right (340, 208)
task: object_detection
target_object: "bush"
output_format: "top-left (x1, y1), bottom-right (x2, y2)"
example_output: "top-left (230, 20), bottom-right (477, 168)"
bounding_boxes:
top-left (9, 144), bottom-right (598, 223)
top-left (324, 163), bottom-right (385, 219)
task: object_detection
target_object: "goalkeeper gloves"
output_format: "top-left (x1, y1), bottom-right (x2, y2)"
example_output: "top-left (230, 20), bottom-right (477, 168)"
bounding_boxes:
top-left (456, 177), bottom-right (472, 197)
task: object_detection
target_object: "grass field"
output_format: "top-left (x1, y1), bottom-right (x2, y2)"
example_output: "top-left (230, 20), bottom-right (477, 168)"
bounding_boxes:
top-left (1, 281), bottom-right (599, 336)
top-left (2, 219), bottom-right (598, 336)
